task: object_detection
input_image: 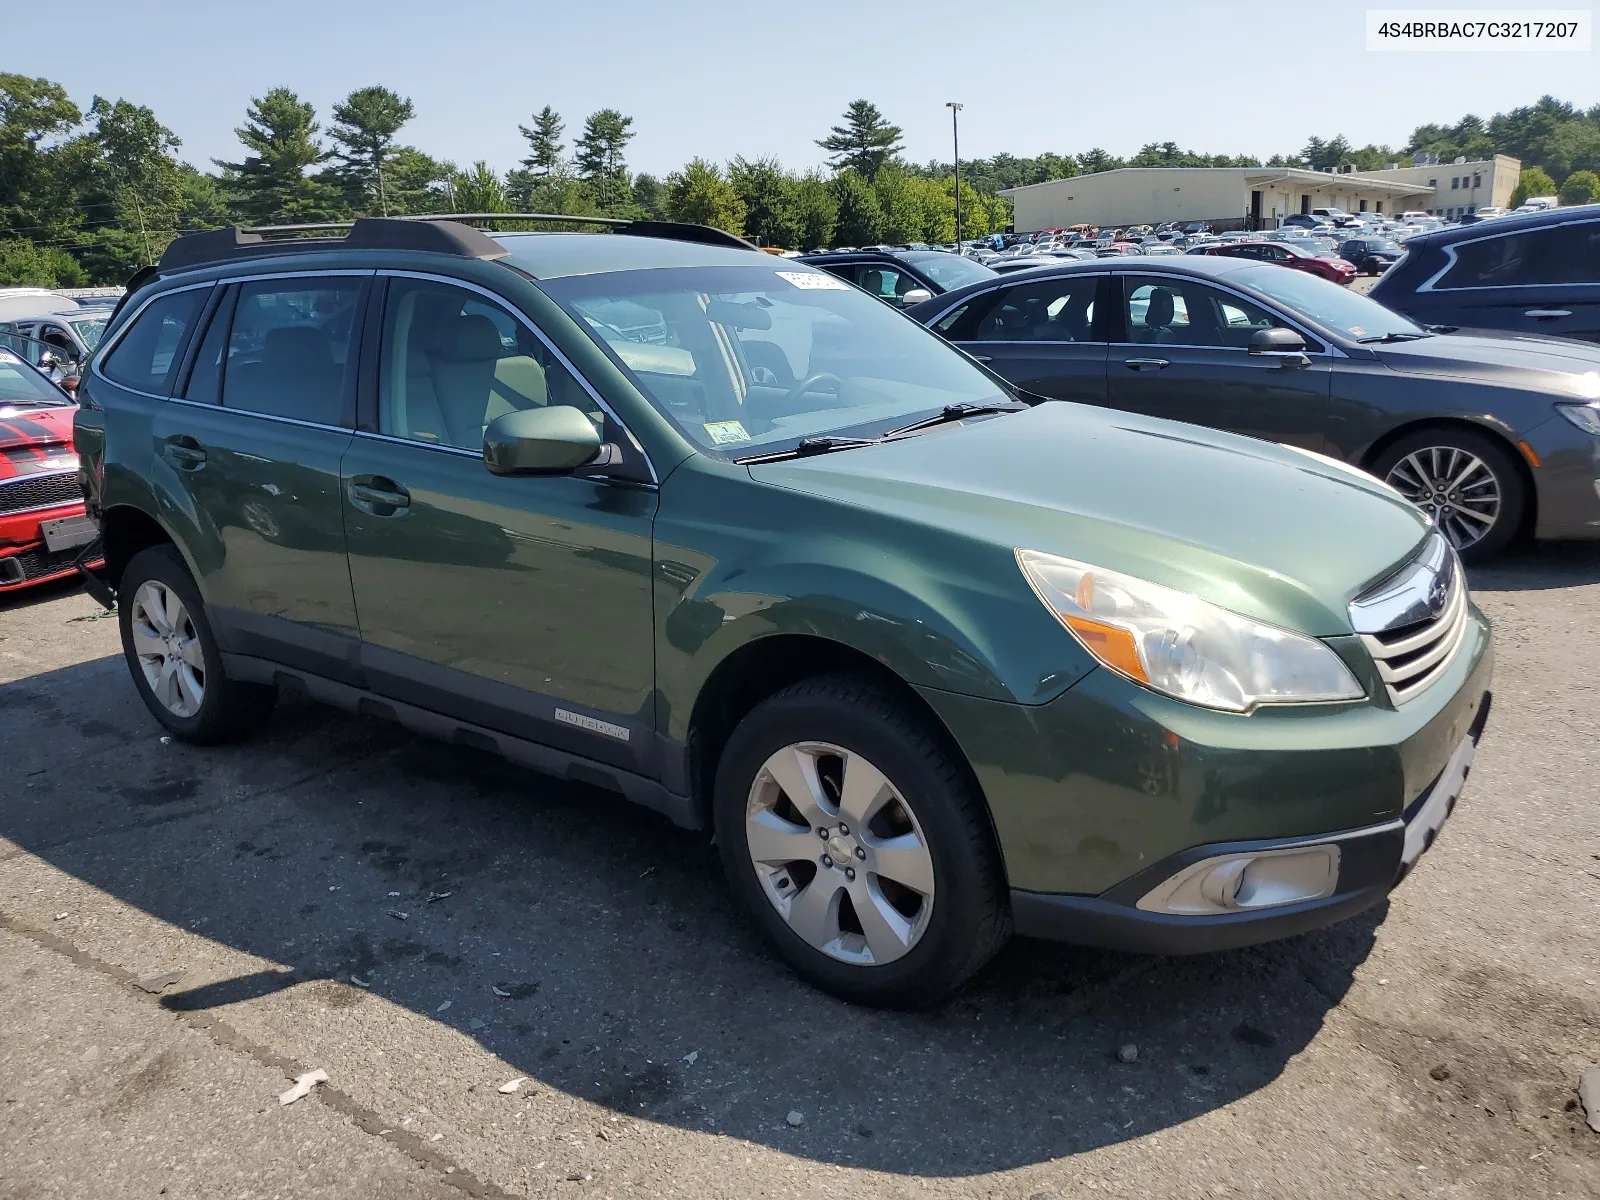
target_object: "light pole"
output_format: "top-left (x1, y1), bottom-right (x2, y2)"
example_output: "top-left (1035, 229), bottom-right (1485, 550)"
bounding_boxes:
top-left (946, 102), bottom-right (964, 250)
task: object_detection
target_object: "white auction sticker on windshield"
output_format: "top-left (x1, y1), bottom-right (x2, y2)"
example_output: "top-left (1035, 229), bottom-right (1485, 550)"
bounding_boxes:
top-left (0, 350), bottom-right (19, 365)
top-left (776, 271), bottom-right (850, 290)
top-left (703, 420), bottom-right (752, 445)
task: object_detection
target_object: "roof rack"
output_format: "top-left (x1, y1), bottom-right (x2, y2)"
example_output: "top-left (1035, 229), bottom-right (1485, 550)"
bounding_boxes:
top-left (156, 214), bottom-right (757, 275)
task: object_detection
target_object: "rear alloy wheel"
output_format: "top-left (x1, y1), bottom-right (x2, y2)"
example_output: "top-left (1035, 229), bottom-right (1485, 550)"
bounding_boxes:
top-left (714, 674), bottom-right (1009, 1008)
top-left (118, 545), bottom-right (277, 743)
top-left (1373, 430), bottom-right (1525, 561)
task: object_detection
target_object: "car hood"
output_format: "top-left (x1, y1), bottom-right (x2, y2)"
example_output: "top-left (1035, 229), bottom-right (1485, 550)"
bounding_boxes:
top-left (1372, 330), bottom-right (1600, 399)
top-left (0, 403), bottom-right (75, 451)
top-left (750, 402), bottom-right (1429, 637)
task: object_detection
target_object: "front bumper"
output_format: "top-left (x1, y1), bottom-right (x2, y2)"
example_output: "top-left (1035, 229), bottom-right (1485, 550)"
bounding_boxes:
top-left (1522, 412), bottom-right (1600, 541)
top-left (1011, 692), bottom-right (1490, 953)
top-left (918, 604), bottom-right (1493, 945)
top-left (0, 500), bottom-right (101, 593)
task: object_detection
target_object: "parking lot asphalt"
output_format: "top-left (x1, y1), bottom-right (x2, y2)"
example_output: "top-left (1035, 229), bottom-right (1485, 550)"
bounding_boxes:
top-left (2, 541), bottom-right (1597, 1200)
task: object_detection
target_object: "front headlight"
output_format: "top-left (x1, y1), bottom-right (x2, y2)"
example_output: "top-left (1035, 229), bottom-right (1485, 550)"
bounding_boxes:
top-left (1017, 549), bottom-right (1365, 713)
top-left (1555, 401), bottom-right (1600, 435)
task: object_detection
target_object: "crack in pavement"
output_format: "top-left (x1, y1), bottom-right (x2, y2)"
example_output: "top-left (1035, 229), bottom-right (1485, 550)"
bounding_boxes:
top-left (0, 905), bottom-right (518, 1200)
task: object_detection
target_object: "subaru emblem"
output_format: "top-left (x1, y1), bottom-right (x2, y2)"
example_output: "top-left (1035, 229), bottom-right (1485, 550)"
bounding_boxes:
top-left (1426, 573), bottom-right (1449, 616)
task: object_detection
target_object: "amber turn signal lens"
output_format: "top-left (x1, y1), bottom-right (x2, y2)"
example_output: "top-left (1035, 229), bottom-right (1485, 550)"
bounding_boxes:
top-left (1063, 615), bottom-right (1150, 683)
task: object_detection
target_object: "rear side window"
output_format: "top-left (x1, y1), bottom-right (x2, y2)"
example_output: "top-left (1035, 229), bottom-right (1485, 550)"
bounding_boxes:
top-left (220, 278), bottom-right (365, 423)
top-left (100, 289), bottom-right (206, 395)
top-left (1437, 220), bottom-right (1600, 288)
top-left (971, 276), bottom-right (1100, 342)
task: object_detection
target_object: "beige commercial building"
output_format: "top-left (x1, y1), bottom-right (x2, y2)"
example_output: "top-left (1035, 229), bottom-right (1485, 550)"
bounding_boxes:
top-left (1000, 155), bottom-right (1521, 231)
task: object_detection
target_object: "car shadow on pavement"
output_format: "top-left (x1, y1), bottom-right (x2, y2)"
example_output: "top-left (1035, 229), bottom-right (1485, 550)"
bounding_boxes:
top-left (0, 652), bottom-right (1381, 1176)
top-left (1468, 538), bottom-right (1600, 592)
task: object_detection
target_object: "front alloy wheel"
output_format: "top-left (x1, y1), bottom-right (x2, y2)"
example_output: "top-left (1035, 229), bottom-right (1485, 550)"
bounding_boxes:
top-left (1383, 445), bottom-right (1501, 553)
top-left (129, 580), bottom-right (206, 717)
top-left (745, 741), bottom-right (935, 966)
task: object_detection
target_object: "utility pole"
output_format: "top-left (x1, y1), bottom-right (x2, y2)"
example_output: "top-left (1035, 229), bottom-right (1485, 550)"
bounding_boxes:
top-left (946, 103), bottom-right (964, 250)
top-left (129, 190), bottom-right (153, 265)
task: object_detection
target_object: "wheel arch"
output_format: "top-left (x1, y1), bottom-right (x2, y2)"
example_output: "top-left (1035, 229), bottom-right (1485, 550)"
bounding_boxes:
top-left (101, 504), bottom-right (180, 591)
top-left (685, 633), bottom-right (1001, 869)
top-left (1357, 416), bottom-right (1537, 539)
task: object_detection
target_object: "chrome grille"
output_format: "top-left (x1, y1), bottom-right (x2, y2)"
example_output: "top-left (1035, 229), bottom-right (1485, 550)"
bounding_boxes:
top-left (1349, 533), bottom-right (1470, 706)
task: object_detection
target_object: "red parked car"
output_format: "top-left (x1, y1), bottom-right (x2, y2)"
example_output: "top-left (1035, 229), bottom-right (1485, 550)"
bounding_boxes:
top-left (1197, 240), bottom-right (1357, 285)
top-left (0, 349), bottom-right (98, 595)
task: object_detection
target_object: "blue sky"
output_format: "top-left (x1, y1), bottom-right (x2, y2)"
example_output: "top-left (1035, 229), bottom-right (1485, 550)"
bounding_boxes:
top-left (30, 0), bottom-right (1600, 176)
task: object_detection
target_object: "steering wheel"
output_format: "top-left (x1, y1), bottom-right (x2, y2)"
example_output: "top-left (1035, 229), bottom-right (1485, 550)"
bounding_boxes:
top-left (781, 372), bottom-right (843, 407)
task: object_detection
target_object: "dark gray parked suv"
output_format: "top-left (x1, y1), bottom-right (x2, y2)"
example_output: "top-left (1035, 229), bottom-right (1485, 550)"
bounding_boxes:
top-left (1371, 205), bottom-right (1600, 344)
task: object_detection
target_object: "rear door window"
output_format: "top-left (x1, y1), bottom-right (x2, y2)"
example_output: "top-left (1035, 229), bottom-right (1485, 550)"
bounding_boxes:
top-left (99, 289), bottom-right (207, 395)
top-left (220, 278), bottom-right (366, 424)
top-left (970, 276), bottom-right (1101, 342)
top-left (1437, 220), bottom-right (1600, 288)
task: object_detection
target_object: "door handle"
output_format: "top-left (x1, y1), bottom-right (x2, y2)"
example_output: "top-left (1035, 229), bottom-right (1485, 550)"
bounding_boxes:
top-left (1524, 309), bottom-right (1571, 319)
top-left (161, 436), bottom-right (207, 468)
top-left (969, 354), bottom-right (993, 362)
top-left (1123, 358), bottom-right (1170, 371)
top-left (347, 477), bottom-right (410, 513)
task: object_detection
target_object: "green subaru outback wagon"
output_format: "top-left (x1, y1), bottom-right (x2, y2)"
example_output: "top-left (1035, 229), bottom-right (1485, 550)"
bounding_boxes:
top-left (74, 218), bottom-right (1493, 1007)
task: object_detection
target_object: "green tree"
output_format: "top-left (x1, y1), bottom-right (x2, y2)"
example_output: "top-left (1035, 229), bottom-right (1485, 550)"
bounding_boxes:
top-left (574, 109), bottom-right (635, 211)
top-left (76, 96), bottom-right (188, 279)
top-left (831, 168), bottom-right (882, 245)
top-left (1559, 169), bottom-right (1600, 205)
top-left (661, 158), bottom-right (744, 234)
top-left (518, 106), bottom-right (565, 174)
top-left (1075, 148), bottom-right (1122, 175)
top-left (327, 85), bottom-right (416, 215)
top-left (728, 156), bottom-right (800, 247)
top-left (1511, 165), bottom-right (1558, 205)
top-left (790, 171), bottom-right (838, 250)
top-left (0, 74), bottom-right (85, 244)
top-left (507, 161), bottom-right (600, 224)
top-left (0, 237), bottom-right (86, 286)
top-left (449, 161), bottom-right (510, 212)
top-left (816, 100), bottom-right (903, 179)
top-left (631, 172), bottom-right (664, 218)
top-left (216, 87), bottom-right (343, 224)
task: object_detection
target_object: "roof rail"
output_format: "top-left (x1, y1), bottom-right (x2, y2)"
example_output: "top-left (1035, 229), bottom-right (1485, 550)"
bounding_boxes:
top-left (157, 213), bottom-right (758, 275)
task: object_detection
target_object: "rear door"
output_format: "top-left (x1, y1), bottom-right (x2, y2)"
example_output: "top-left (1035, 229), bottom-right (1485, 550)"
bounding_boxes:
top-left (1106, 272), bottom-right (1333, 449)
top-left (1418, 218), bottom-right (1600, 343)
top-left (946, 273), bottom-right (1110, 404)
top-left (146, 273), bottom-right (368, 677)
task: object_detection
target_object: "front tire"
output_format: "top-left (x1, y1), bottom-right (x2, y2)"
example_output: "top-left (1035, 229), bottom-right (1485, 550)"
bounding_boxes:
top-left (713, 674), bottom-right (1010, 1008)
top-left (1370, 429), bottom-right (1526, 561)
top-left (118, 545), bottom-right (277, 743)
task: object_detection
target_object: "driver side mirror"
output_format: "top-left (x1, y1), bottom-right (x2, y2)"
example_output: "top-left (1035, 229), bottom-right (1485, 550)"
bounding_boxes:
top-left (482, 407), bottom-right (622, 477)
top-left (901, 288), bottom-right (934, 307)
top-left (1248, 327), bottom-right (1310, 367)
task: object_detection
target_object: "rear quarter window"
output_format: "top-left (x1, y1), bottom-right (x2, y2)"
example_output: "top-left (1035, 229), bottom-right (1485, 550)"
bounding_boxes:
top-left (99, 288), bottom-right (207, 395)
top-left (1436, 220), bottom-right (1600, 289)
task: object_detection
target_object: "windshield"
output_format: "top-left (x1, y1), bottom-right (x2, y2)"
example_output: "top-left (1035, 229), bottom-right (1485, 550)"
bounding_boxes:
top-left (1231, 264), bottom-right (1426, 340)
top-left (0, 350), bottom-right (67, 407)
top-left (63, 314), bottom-right (108, 349)
top-left (901, 252), bottom-right (997, 290)
top-left (537, 264), bottom-right (1010, 459)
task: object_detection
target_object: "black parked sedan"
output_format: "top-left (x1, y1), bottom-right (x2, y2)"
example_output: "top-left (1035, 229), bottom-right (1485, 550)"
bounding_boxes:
top-left (1338, 236), bottom-right (1404, 275)
top-left (1370, 205), bottom-right (1600, 343)
top-left (907, 255), bottom-right (1600, 558)
top-left (794, 249), bottom-right (998, 309)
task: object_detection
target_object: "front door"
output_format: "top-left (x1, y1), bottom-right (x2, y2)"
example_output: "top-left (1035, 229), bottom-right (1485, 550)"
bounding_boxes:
top-left (149, 275), bottom-right (368, 677)
top-left (340, 275), bottom-right (659, 775)
top-left (1106, 273), bottom-right (1333, 449)
top-left (948, 273), bottom-right (1110, 405)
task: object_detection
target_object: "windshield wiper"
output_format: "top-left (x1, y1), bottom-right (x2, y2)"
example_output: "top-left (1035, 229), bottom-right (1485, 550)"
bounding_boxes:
top-left (885, 400), bottom-right (1028, 438)
top-left (736, 435), bottom-right (881, 464)
top-left (1354, 331), bottom-right (1432, 344)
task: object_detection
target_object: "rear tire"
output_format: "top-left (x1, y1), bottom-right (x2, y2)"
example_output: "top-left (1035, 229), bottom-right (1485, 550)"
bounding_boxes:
top-left (118, 545), bottom-right (277, 743)
top-left (1370, 429), bottom-right (1526, 562)
top-left (713, 673), bottom-right (1010, 1008)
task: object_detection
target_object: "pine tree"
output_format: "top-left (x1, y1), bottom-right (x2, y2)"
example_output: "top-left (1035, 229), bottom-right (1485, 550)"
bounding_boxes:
top-left (816, 100), bottom-right (903, 180)
top-left (574, 109), bottom-right (634, 211)
top-left (327, 85), bottom-right (415, 215)
top-left (216, 87), bottom-right (342, 224)
top-left (519, 106), bottom-right (565, 174)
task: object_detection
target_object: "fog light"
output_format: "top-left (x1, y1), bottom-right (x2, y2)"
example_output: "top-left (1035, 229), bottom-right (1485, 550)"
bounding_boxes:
top-left (1137, 845), bottom-right (1341, 916)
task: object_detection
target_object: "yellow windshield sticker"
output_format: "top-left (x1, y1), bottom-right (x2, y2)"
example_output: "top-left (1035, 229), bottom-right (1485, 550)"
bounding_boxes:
top-left (703, 420), bottom-right (752, 446)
